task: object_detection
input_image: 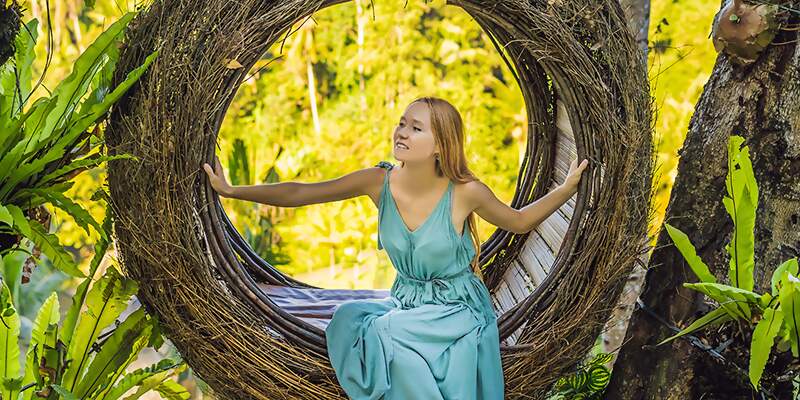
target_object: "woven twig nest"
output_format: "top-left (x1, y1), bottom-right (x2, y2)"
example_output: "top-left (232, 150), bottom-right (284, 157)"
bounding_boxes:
top-left (106, 0), bottom-right (654, 398)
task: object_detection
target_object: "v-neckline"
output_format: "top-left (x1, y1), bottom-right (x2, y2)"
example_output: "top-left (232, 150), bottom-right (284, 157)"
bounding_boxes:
top-left (387, 168), bottom-right (452, 234)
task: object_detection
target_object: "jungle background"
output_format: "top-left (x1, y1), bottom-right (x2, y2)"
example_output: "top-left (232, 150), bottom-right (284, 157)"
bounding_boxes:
top-left (3, 0), bottom-right (720, 398)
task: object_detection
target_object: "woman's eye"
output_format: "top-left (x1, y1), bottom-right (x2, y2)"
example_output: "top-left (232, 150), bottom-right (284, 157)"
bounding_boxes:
top-left (413, 127), bottom-right (421, 132)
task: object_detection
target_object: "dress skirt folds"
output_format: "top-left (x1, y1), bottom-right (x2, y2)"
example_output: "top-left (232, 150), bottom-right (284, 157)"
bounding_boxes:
top-left (325, 162), bottom-right (504, 399)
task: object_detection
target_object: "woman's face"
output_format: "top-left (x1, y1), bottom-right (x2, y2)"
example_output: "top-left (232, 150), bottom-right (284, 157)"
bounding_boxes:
top-left (393, 101), bottom-right (438, 163)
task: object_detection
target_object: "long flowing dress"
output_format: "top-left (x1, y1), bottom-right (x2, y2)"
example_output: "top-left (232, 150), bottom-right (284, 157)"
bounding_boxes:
top-left (325, 161), bottom-right (505, 400)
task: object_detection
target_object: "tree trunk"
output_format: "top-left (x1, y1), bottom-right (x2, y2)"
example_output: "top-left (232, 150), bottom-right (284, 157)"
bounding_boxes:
top-left (605, 5), bottom-right (800, 399)
top-left (619, 0), bottom-right (650, 56)
top-left (600, 0), bottom-right (650, 362)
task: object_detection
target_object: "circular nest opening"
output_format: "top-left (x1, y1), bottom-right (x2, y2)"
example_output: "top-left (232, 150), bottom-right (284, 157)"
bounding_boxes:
top-left (106, 0), bottom-right (654, 398)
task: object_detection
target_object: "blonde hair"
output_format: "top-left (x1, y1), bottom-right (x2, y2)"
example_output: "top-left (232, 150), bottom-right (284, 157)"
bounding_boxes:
top-left (399, 96), bottom-right (484, 281)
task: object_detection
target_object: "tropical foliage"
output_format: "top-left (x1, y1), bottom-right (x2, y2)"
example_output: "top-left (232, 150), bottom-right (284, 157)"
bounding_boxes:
top-left (0, 209), bottom-right (189, 399)
top-left (0, 4), bottom-right (190, 399)
top-left (659, 134), bottom-right (800, 390)
top-left (0, 10), bottom-right (156, 281)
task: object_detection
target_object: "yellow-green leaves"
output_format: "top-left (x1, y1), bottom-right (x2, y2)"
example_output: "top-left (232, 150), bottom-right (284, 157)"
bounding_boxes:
top-left (21, 292), bottom-right (59, 400)
top-left (749, 306), bottom-right (783, 390)
top-left (682, 282), bottom-right (759, 320)
top-left (0, 279), bottom-right (21, 400)
top-left (664, 222), bottom-right (716, 284)
top-left (771, 258), bottom-right (799, 297)
top-left (0, 203), bottom-right (85, 277)
top-left (777, 271), bottom-right (800, 357)
top-left (658, 307), bottom-right (733, 346)
top-left (60, 265), bottom-right (139, 392)
top-left (722, 135), bottom-right (757, 292)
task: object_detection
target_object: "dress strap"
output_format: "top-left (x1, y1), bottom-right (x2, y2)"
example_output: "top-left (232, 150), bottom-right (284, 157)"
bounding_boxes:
top-left (375, 161), bottom-right (393, 250)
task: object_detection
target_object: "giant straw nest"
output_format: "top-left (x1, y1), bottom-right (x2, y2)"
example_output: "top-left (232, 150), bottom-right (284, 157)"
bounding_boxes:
top-left (106, 0), bottom-right (655, 398)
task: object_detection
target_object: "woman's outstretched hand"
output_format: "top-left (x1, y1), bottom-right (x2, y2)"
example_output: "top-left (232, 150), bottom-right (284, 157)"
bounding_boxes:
top-left (203, 157), bottom-right (233, 197)
top-left (562, 158), bottom-right (589, 193)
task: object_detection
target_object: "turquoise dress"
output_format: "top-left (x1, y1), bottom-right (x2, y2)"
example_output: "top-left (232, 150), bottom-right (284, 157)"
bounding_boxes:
top-left (325, 161), bottom-right (504, 399)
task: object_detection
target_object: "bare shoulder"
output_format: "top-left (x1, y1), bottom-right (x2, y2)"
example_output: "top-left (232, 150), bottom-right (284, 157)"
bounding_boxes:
top-left (455, 179), bottom-right (492, 211)
top-left (356, 165), bottom-right (390, 205)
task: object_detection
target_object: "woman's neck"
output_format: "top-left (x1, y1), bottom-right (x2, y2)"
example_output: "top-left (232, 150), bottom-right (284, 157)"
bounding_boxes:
top-left (396, 161), bottom-right (445, 193)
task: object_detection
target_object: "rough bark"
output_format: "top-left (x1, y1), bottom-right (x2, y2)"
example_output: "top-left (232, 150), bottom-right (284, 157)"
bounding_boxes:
top-left (619, 0), bottom-right (650, 56)
top-left (0, 1), bottom-right (22, 68)
top-left (605, 4), bottom-right (800, 399)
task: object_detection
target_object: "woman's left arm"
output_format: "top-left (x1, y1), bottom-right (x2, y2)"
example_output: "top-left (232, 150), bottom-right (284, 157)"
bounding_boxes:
top-left (468, 159), bottom-right (588, 234)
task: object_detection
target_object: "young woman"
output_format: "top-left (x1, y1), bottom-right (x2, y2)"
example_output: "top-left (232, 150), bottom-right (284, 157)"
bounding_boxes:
top-left (203, 96), bottom-right (588, 399)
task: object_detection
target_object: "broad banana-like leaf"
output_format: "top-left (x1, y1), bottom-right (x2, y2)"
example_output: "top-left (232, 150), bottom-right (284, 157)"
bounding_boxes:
top-left (74, 308), bottom-right (152, 398)
top-left (771, 258), bottom-right (799, 296)
top-left (0, 279), bottom-right (21, 400)
top-left (749, 306), bottom-right (783, 390)
top-left (657, 306), bottom-right (734, 346)
top-left (21, 292), bottom-right (59, 400)
top-left (60, 266), bottom-right (138, 393)
top-left (777, 271), bottom-right (800, 357)
top-left (723, 184), bottom-right (756, 291)
top-left (664, 223), bottom-right (716, 284)
top-left (683, 282), bottom-right (759, 320)
top-left (101, 359), bottom-right (181, 400)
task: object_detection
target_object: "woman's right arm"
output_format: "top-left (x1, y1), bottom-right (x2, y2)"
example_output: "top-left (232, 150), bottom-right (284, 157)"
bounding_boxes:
top-left (203, 158), bottom-right (384, 207)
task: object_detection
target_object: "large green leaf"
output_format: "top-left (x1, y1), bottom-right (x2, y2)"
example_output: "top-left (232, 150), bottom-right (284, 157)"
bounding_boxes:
top-left (4, 203), bottom-right (84, 277)
top-left (0, 49), bottom-right (158, 201)
top-left (772, 258), bottom-right (799, 297)
top-left (657, 306), bottom-right (734, 346)
top-left (154, 379), bottom-right (191, 400)
top-left (121, 363), bottom-right (187, 400)
top-left (778, 271), bottom-right (800, 357)
top-left (60, 266), bottom-right (138, 393)
top-left (683, 282), bottom-right (759, 320)
top-left (0, 97), bottom-right (59, 193)
top-left (34, 153), bottom-right (136, 187)
top-left (21, 292), bottom-right (59, 400)
top-left (60, 211), bottom-right (112, 347)
top-left (0, 204), bottom-right (11, 226)
top-left (51, 384), bottom-right (80, 400)
top-left (722, 135), bottom-right (757, 291)
top-left (664, 223), bottom-right (716, 284)
top-left (749, 306), bottom-right (783, 390)
top-left (21, 12), bottom-right (135, 156)
top-left (101, 359), bottom-right (181, 400)
top-left (0, 18), bottom-right (38, 133)
top-left (15, 187), bottom-right (105, 240)
top-left (74, 308), bottom-right (152, 398)
top-left (723, 184), bottom-right (756, 291)
top-left (0, 279), bottom-right (21, 400)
